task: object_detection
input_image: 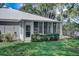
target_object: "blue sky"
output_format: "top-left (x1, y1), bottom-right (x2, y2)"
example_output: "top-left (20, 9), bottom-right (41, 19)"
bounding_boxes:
top-left (5, 3), bottom-right (23, 9)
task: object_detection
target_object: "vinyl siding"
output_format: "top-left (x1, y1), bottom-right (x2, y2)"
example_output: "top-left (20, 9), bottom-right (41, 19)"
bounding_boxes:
top-left (0, 21), bottom-right (20, 39)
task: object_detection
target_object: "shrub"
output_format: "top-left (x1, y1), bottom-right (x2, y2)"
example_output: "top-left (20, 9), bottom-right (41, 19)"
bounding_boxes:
top-left (48, 34), bottom-right (59, 41)
top-left (31, 33), bottom-right (59, 42)
top-left (4, 33), bottom-right (17, 42)
top-left (31, 33), bottom-right (40, 42)
top-left (74, 36), bottom-right (79, 39)
top-left (40, 35), bottom-right (48, 41)
top-left (31, 33), bottom-right (48, 42)
top-left (0, 31), bottom-right (3, 42)
top-left (1, 32), bottom-right (17, 42)
top-left (0, 32), bottom-right (17, 42)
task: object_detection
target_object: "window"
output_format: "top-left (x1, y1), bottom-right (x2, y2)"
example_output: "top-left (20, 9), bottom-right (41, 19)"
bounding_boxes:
top-left (39, 22), bottom-right (43, 33)
top-left (34, 22), bottom-right (43, 34)
top-left (48, 23), bottom-right (51, 33)
top-left (44, 22), bottom-right (48, 34)
top-left (34, 22), bottom-right (38, 33)
top-left (53, 22), bottom-right (56, 34)
top-left (26, 25), bottom-right (30, 37)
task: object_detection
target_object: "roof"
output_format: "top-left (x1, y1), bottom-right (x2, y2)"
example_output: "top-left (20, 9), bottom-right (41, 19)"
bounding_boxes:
top-left (0, 8), bottom-right (60, 22)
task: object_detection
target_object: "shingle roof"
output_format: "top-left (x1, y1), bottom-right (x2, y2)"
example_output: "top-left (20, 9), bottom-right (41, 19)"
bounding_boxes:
top-left (0, 8), bottom-right (60, 22)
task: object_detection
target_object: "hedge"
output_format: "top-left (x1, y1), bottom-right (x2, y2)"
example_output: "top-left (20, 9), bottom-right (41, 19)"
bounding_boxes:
top-left (31, 33), bottom-right (59, 42)
top-left (0, 32), bottom-right (17, 42)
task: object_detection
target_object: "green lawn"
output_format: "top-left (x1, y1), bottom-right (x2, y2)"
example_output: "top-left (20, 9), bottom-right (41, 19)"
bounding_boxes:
top-left (0, 38), bottom-right (79, 56)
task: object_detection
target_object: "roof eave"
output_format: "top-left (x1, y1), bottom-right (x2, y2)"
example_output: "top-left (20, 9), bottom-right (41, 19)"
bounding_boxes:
top-left (22, 19), bottom-right (62, 22)
top-left (0, 19), bottom-right (20, 22)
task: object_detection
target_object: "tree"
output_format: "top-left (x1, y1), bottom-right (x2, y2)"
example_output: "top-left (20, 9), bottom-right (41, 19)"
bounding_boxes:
top-left (20, 3), bottom-right (58, 19)
top-left (20, 3), bottom-right (79, 36)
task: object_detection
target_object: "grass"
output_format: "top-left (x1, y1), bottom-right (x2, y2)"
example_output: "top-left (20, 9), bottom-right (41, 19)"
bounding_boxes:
top-left (0, 38), bottom-right (79, 56)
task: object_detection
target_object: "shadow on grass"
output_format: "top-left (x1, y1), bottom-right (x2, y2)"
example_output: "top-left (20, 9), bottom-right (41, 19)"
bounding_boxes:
top-left (0, 41), bottom-right (79, 56)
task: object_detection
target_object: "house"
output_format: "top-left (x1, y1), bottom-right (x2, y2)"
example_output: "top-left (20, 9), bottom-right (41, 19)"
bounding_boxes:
top-left (0, 8), bottom-right (62, 42)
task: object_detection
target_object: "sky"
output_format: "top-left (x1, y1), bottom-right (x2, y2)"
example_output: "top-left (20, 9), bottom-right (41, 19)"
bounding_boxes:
top-left (5, 3), bottom-right (23, 9)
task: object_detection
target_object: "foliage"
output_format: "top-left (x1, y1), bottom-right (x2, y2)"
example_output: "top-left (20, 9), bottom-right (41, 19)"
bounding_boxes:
top-left (0, 31), bottom-right (2, 42)
top-left (4, 33), bottom-right (14, 42)
top-left (0, 32), bottom-right (17, 42)
top-left (63, 20), bottom-right (79, 36)
top-left (31, 33), bottom-right (59, 42)
top-left (20, 4), bottom-right (79, 24)
top-left (0, 38), bottom-right (79, 56)
top-left (20, 4), bottom-right (61, 19)
top-left (31, 33), bottom-right (46, 42)
top-left (46, 34), bottom-right (59, 41)
top-left (20, 4), bottom-right (79, 36)
top-left (20, 3), bottom-right (78, 19)
top-left (63, 21), bottom-right (75, 31)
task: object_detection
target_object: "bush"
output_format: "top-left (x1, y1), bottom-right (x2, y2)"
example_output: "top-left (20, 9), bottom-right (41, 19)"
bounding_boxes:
top-left (0, 32), bottom-right (17, 42)
top-left (31, 33), bottom-right (38, 42)
top-left (32, 34), bottom-right (45, 42)
top-left (74, 36), bottom-right (79, 39)
top-left (47, 34), bottom-right (59, 41)
top-left (31, 33), bottom-right (59, 42)
top-left (0, 31), bottom-right (3, 42)
top-left (45, 34), bottom-right (59, 41)
top-left (40, 35), bottom-right (48, 41)
top-left (4, 33), bottom-right (17, 42)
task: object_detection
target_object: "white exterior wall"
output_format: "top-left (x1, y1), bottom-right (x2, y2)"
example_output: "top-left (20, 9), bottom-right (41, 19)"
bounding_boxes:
top-left (19, 21), bottom-right (24, 41)
top-left (0, 26), bottom-right (5, 33)
top-left (60, 22), bottom-right (63, 39)
top-left (0, 20), bottom-right (62, 41)
top-left (0, 21), bottom-right (20, 39)
top-left (31, 21), bottom-right (34, 34)
top-left (56, 22), bottom-right (60, 34)
top-left (0, 25), bottom-right (20, 39)
top-left (42, 22), bottom-right (44, 34)
top-left (22, 21), bottom-right (33, 42)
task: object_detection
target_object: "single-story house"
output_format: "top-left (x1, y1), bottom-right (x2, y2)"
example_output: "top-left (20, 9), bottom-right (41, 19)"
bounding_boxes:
top-left (0, 8), bottom-right (62, 42)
